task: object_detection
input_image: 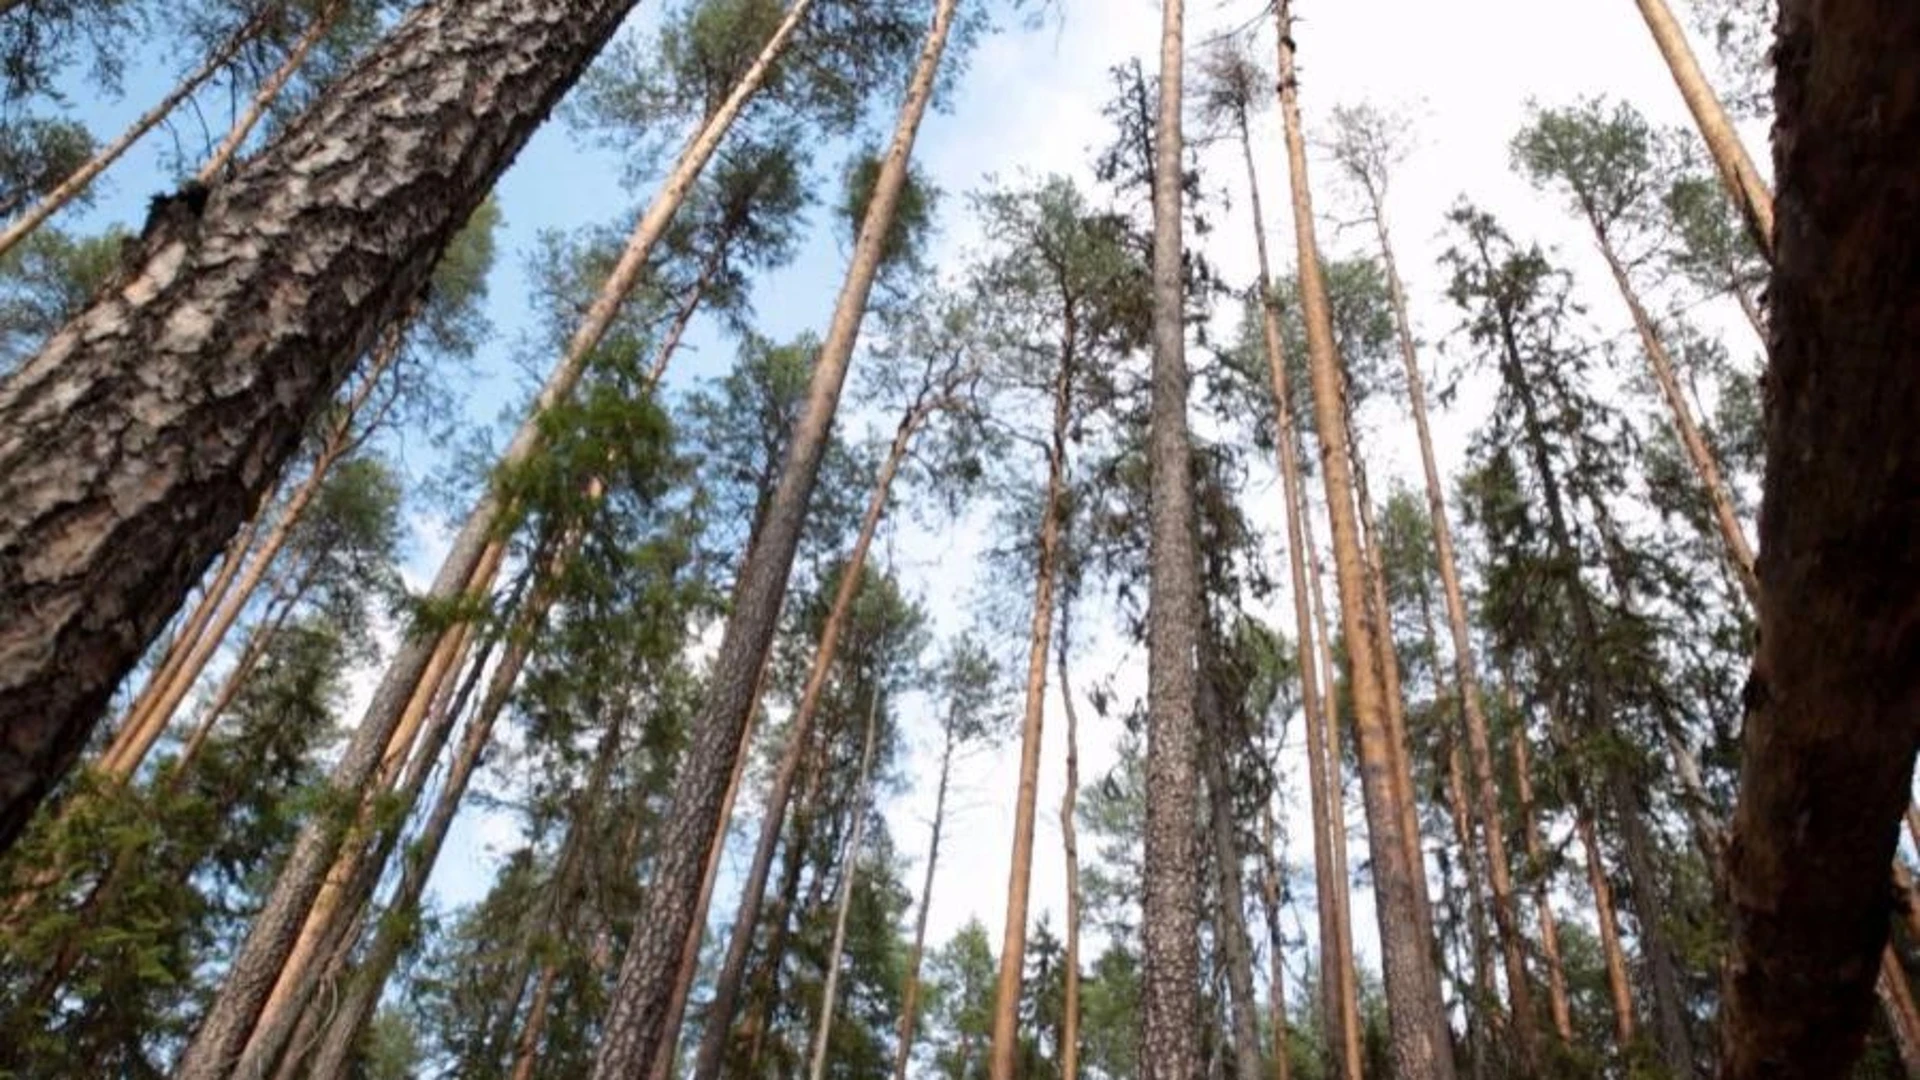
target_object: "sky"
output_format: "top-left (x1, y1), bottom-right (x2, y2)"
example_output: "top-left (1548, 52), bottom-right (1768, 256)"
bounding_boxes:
top-left (37, 0), bottom-right (1773, 1030)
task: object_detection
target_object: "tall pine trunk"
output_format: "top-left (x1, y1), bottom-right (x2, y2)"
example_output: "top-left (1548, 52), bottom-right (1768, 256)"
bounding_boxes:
top-left (1628, 0), bottom-right (1773, 258)
top-left (1258, 804), bottom-right (1293, 1080)
top-left (592, 5), bottom-right (957, 1069)
top-left (0, 0), bottom-right (643, 854)
top-left (1508, 715), bottom-right (1574, 1042)
top-left (1575, 805), bottom-right (1637, 1046)
top-left (1058, 616), bottom-right (1084, 1080)
top-left (1273, 5), bottom-right (1453, 1074)
top-left (1307, 531), bottom-right (1365, 1076)
top-left (1366, 173), bottom-right (1540, 1064)
top-left (892, 713), bottom-right (957, 1080)
top-left (804, 687), bottom-right (882, 1080)
top-left (1235, 110), bottom-right (1359, 1080)
top-left (987, 277), bottom-right (1076, 1080)
top-left (1139, 1), bottom-right (1205, 1073)
top-left (693, 399), bottom-right (928, 1080)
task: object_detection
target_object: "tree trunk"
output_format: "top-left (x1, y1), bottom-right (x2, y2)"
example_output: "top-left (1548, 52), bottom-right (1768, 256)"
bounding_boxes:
top-left (591, 5), bottom-right (956, 1070)
top-left (805, 687), bottom-right (882, 1080)
top-left (1059, 617), bottom-right (1084, 1080)
top-left (892, 722), bottom-right (956, 1080)
top-left (0, 0), bottom-right (642, 855)
top-left (1443, 736), bottom-right (1497, 1075)
top-left (1198, 645), bottom-right (1268, 1080)
top-left (1139, 1), bottom-right (1204, 1074)
top-left (1370, 180), bottom-right (1541, 1065)
top-left (1629, 0), bottom-right (1774, 259)
top-left (1258, 804), bottom-right (1293, 1080)
top-left (987, 286), bottom-right (1076, 1080)
top-left (1273, 6), bottom-right (1453, 1075)
top-left (1509, 720), bottom-right (1574, 1043)
top-left (0, 12), bottom-right (264, 262)
top-left (1237, 113), bottom-right (1358, 1080)
top-left (1307, 533), bottom-right (1365, 1079)
top-left (1878, 949), bottom-right (1920, 1078)
top-left (1591, 225), bottom-right (1759, 604)
top-left (692, 401), bottom-right (927, 1080)
top-left (1718, 9), bottom-right (1920, 1076)
top-left (1576, 806), bottom-right (1637, 1047)
top-left (199, 1), bottom-right (346, 183)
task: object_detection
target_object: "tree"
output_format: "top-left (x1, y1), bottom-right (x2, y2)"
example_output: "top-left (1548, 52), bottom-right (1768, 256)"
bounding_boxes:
top-left (1273, 5), bottom-right (1453, 1075)
top-left (0, 0), bottom-right (644, 851)
top-left (1717, 2), bottom-right (1920, 1075)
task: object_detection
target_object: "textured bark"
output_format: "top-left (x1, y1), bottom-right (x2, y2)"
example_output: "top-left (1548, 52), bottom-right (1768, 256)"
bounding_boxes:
top-left (987, 281), bottom-right (1075, 1080)
top-left (592, 6), bottom-right (956, 1069)
top-left (1058, 620), bottom-right (1083, 1080)
top-left (1717, 4), bottom-right (1920, 1075)
top-left (805, 688), bottom-right (881, 1080)
top-left (692, 401), bottom-right (925, 1080)
top-left (1630, 0), bottom-right (1774, 259)
top-left (892, 710), bottom-right (957, 1080)
top-left (1274, 6), bottom-right (1452, 1075)
top-left (1367, 179), bottom-right (1540, 1064)
top-left (199, 1), bottom-right (346, 183)
top-left (1509, 723), bottom-right (1574, 1042)
top-left (0, 0), bottom-right (641, 854)
top-left (1139, 0), bottom-right (1204, 1073)
top-left (1591, 226), bottom-right (1758, 604)
top-left (0, 13), bottom-right (263, 263)
top-left (1198, 650), bottom-right (1267, 1080)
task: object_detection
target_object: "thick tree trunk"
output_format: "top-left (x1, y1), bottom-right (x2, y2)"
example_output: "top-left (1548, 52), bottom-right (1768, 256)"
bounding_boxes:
top-left (1307, 536), bottom-right (1365, 1077)
top-left (892, 723), bottom-right (955, 1080)
top-left (591, 6), bottom-right (956, 1070)
top-left (1371, 184), bottom-right (1540, 1065)
top-left (692, 402), bottom-right (926, 1080)
top-left (1509, 719), bottom-right (1574, 1042)
top-left (0, 13), bottom-right (264, 263)
top-left (1592, 227), bottom-right (1759, 604)
top-left (987, 296), bottom-right (1075, 1080)
top-left (1273, 6), bottom-right (1453, 1075)
top-left (1238, 117), bottom-right (1358, 1080)
top-left (199, 1), bottom-right (346, 183)
top-left (1059, 619), bottom-right (1084, 1080)
top-left (1629, 0), bottom-right (1774, 259)
top-left (804, 688), bottom-right (882, 1080)
top-left (0, 0), bottom-right (641, 854)
top-left (1717, 4), bottom-right (1920, 1076)
top-left (1139, 1), bottom-right (1204, 1074)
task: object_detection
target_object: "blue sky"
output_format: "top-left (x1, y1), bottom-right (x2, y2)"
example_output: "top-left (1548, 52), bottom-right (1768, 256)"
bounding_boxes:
top-left (34, 0), bottom-right (1775, 1018)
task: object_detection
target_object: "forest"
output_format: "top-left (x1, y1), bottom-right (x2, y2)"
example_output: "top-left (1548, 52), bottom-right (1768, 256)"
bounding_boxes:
top-left (0, 0), bottom-right (1914, 1077)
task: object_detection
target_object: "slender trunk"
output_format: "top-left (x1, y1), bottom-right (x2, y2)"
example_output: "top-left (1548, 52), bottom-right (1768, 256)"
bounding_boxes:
top-left (0, 13), bottom-right (263, 262)
top-left (1509, 721), bottom-right (1574, 1042)
top-left (0, 0), bottom-right (642, 850)
top-left (507, 966), bottom-right (561, 1080)
top-left (198, 1), bottom-right (345, 183)
top-left (1307, 534), bottom-right (1365, 1078)
top-left (891, 724), bottom-right (955, 1080)
top-left (1610, 770), bottom-right (1696, 1074)
top-left (692, 403), bottom-right (926, 1080)
top-left (1058, 618), bottom-right (1083, 1080)
top-left (1371, 182), bottom-right (1541, 1063)
top-left (593, 6), bottom-right (956, 1069)
top-left (1274, 6), bottom-right (1451, 1074)
top-left (1443, 736), bottom-right (1497, 1070)
top-left (1139, 1), bottom-right (1204, 1073)
top-left (1880, 949), bottom-right (1920, 1077)
top-left (1198, 647), bottom-right (1268, 1080)
top-left (1592, 225), bottom-right (1759, 604)
top-left (1732, 281), bottom-right (1766, 344)
top-left (1576, 806), bottom-right (1636, 1046)
top-left (987, 298), bottom-right (1076, 1080)
top-left (1238, 114), bottom-right (1356, 1080)
top-left (1258, 804), bottom-right (1293, 1080)
top-left (647, 662), bottom-right (767, 1080)
top-left (805, 688), bottom-right (882, 1080)
top-left (1629, 0), bottom-right (1773, 259)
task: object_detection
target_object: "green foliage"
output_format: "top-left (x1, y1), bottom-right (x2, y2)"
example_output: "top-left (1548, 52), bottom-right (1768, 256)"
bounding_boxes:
top-left (841, 149), bottom-right (939, 285)
top-left (0, 223), bottom-right (123, 369)
top-left (0, 115), bottom-right (93, 215)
